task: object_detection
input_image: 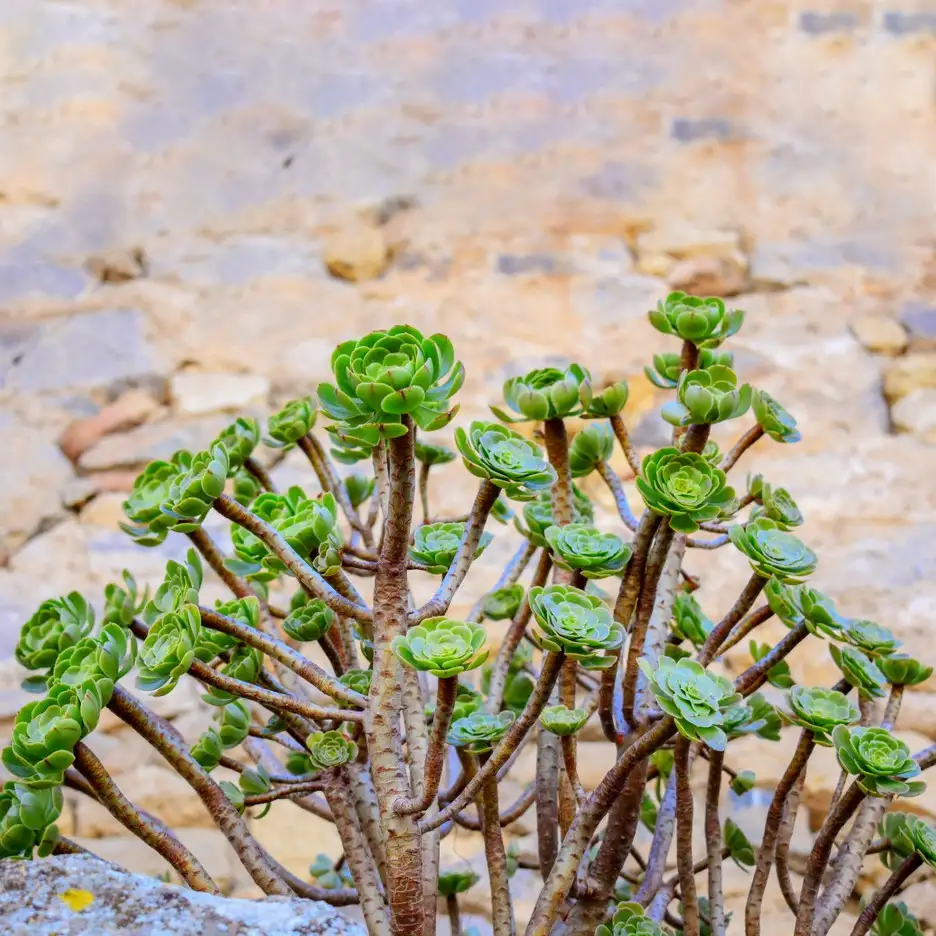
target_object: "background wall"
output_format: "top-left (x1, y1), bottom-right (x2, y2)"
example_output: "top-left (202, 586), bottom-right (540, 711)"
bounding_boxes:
top-left (2, 1), bottom-right (936, 931)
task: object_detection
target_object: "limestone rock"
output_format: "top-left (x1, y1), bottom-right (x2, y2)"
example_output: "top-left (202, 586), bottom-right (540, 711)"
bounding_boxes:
top-left (78, 416), bottom-right (230, 471)
top-left (58, 389), bottom-right (162, 462)
top-left (882, 354), bottom-right (936, 404)
top-left (901, 303), bottom-right (936, 352)
top-left (891, 389), bottom-right (936, 441)
top-left (78, 493), bottom-right (130, 530)
top-left (59, 471), bottom-right (138, 510)
top-left (169, 371), bottom-right (270, 417)
top-left (666, 253), bottom-right (748, 297)
top-left (850, 314), bottom-right (908, 356)
top-left (0, 853), bottom-right (364, 935)
top-left (85, 247), bottom-right (148, 284)
top-left (323, 222), bottom-right (390, 283)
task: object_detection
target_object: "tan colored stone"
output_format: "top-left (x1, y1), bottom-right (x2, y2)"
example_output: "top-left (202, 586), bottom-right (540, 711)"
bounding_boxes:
top-left (892, 689), bottom-right (936, 740)
top-left (248, 799), bottom-right (343, 877)
top-left (635, 250), bottom-right (674, 277)
top-left (59, 470), bottom-right (138, 509)
top-left (58, 389), bottom-right (163, 463)
top-left (85, 246), bottom-right (147, 283)
top-left (891, 388), bottom-right (936, 441)
top-left (850, 314), bottom-right (908, 356)
top-left (78, 492), bottom-right (129, 529)
top-left (882, 353), bottom-right (936, 404)
top-left (899, 879), bottom-right (936, 929)
top-left (323, 222), bottom-right (391, 283)
top-left (666, 252), bottom-right (748, 297)
top-left (169, 371), bottom-right (270, 417)
top-left (637, 225), bottom-right (742, 260)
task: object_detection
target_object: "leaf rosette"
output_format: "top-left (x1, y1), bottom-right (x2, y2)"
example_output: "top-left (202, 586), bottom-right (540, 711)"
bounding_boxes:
top-left (569, 422), bottom-right (614, 478)
top-left (119, 452), bottom-right (190, 546)
top-left (491, 364), bottom-right (592, 423)
top-left (409, 522), bottom-right (493, 575)
top-left (582, 379), bottom-right (628, 418)
top-left (305, 731), bottom-right (358, 771)
top-left (539, 705), bottom-right (589, 737)
top-left (266, 397), bottom-right (317, 449)
top-left (447, 711), bottom-right (515, 754)
top-left (648, 292), bottom-right (744, 348)
top-left (544, 523), bottom-right (632, 579)
top-left (517, 485), bottom-right (593, 547)
top-left (729, 519), bottom-right (817, 582)
top-left (212, 417), bottom-right (260, 472)
top-left (391, 617), bottom-right (488, 678)
top-left (780, 686), bottom-right (860, 745)
top-left (661, 365), bottom-right (752, 428)
top-left (832, 725), bottom-right (924, 797)
top-left (752, 389), bottom-right (801, 443)
top-left (645, 348), bottom-right (734, 389)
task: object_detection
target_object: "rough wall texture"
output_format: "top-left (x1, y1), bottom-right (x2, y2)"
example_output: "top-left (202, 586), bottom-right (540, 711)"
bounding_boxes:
top-left (2, 2), bottom-right (936, 933)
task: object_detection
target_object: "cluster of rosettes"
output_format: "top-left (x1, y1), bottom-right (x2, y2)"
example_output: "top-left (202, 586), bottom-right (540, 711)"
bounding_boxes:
top-left (391, 618), bottom-right (488, 679)
top-left (517, 485), bottom-right (594, 547)
top-left (544, 523), bottom-right (632, 579)
top-left (409, 522), bottom-right (493, 575)
top-left (596, 900), bottom-right (666, 936)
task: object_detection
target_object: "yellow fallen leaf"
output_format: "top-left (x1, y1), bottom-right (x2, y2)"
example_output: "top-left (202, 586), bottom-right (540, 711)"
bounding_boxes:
top-left (58, 888), bottom-right (95, 912)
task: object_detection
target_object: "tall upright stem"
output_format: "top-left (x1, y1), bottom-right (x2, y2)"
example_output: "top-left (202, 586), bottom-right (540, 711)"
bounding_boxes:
top-left (704, 749), bottom-right (726, 936)
top-left (367, 420), bottom-right (424, 936)
top-left (480, 756), bottom-right (516, 936)
top-left (674, 736), bottom-right (699, 936)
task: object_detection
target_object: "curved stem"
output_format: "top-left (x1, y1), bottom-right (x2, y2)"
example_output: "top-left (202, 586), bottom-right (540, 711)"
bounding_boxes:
top-left (394, 676), bottom-right (457, 814)
top-left (597, 460), bottom-right (638, 531)
top-left (849, 853), bottom-right (922, 936)
top-left (410, 480), bottom-right (499, 623)
top-left (720, 424), bottom-right (765, 473)
top-left (298, 433), bottom-right (368, 533)
top-left (197, 607), bottom-right (365, 708)
top-left (744, 730), bottom-right (814, 935)
top-left (697, 574), bottom-right (767, 667)
top-left (418, 461), bottom-right (431, 524)
top-left (467, 541), bottom-right (537, 623)
top-left (187, 528), bottom-right (255, 600)
top-left (480, 760), bottom-right (516, 936)
top-left (213, 494), bottom-right (371, 623)
top-left (718, 605), bottom-right (774, 655)
top-left (635, 762), bottom-right (681, 906)
top-left (609, 413), bottom-right (641, 476)
top-left (73, 742), bottom-right (219, 893)
top-left (775, 768), bottom-right (806, 916)
top-left (244, 455), bottom-right (277, 492)
top-left (535, 726), bottom-right (561, 879)
top-left (107, 686), bottom-right (290, 896)
top-left (420, 652), bottom-right (564, 833)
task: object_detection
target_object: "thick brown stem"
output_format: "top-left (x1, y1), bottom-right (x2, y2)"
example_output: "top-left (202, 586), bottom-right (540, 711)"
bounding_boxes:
top-left (107, 686), bottom-right (290, 896)
top-left (680, 422), bottom-right (711, 455)
top-left (720, 424), bottom-right (765, 473)
top-left (244, 455), bottom-right (277, 492)
top-left (849, 854), bottom-right (922, 936)
top-left (704, 749), bottom-right (726, 936)
top-left (543, 417), bottom-right (573, 526)
top-left (324, 767), bottom-right (391, 936)
top-left (794, 784), bottom-right (866, 936)
top-left (535, 727), bottom-right (561, 880)
top-left (481, 764), bottom-right (516, 936)
top-left (596, 460), bottom-right (638, 531)
top-left (697, 574), bottom-right (767, 667)
top-left (525, 718), bottom-right (678, 936)
top-left (447, 894), bottom-right (462, 936)
top-left (717, 605), bottom-right (774, 654)
top-left (368, 421), bottom-right (424, 936)
top-left (674, 736), bottom-right (699, 936)
top-left (73, 742), bottom-right (219, 893)
top-left (187, 527), bottom-right (255, 600)
top-left (776, 768), bottom-right (806, 916)
top-left (745, 730), bottom-right (814, 936)
top-left (635, 762), bottom-right (681, 906)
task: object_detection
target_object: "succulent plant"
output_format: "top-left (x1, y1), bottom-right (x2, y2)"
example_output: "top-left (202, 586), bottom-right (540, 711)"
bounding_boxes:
top-left (518, 485), bottom-right (594, 546)
top-left (780, 686), bottom-right (860, 745)
top-left (764, 578), bottom-right (844, 638)
top-left (749, 639), bottom-right (794, 689)
top-left (752, 389), bottom-right (801, 443)
top-left (595, 900), bottom-right (666, 936)
top-left (143, 551), bottom-right (203, 623)
top-left (190, 729), bottom-right (224, 770)
top-left (832, 726), bottom-right (924, 797)
top-left (0, 783), bottom-right (62, 859)
top-left (1, 692), bottom-right (83, 788)
top-left (638, 656), bottom-right (741, 751)
top-left (724, 817), bottom-right (755, 868)
top-left (326, 427), bottom-right (375, 465)
top-left (202, 644), bottom-right (263, 707)
top-left (528, 584), bottom-right (624, 670)
top-left (409, 521), bottom-right (493, 575)
top-left (391, 617), bottom-right (488, 678)
top-left (869, 901), bottom-right (923, 936)
top-left (136, 604), bottom-right (201, 696)
top-left (267, 397), bottom-right (317, 449)
top-left (491, 364), bottom-right (592, 423)
top-left (878, 654), bottom-right (933, 687)
top-left (238, 763), bottom-right (271, 796)
top-left (119, 452), bottom-right (189, 546)
top-left (730, 769), bottom-right (756, 796)
top-left (648, 292), bottom-right (744, 348)
top-left (437, 868), bottom-right (480, 897)
top-left (878, 812), bottom-right (916, 871)
top-left (544, 523), bottom-right (632, 579)
top-left (16, 593), bottom-right (95, 688)
top-left (903, 814), bottom-right (936, 867)
top-left (338, 668), bottom-right (372, 696)
top-left (343, 473), bottom-right (375, 510)
top-left (455, 421), bottom-right (557, 501)
top-left (482, 584), bottom-right (524, 621)
top-left (636, 448), bottom-right (737, 534)
top-left (539, 705), bottom-right (589, 736)
top-left (447, 711), bottom-right (515, 754)
top-left (661, 365), bottom-right (752, 428)
top-left (159, 444), bottom-right (229, 533)
top-left (100, 571), bottom-right (146, 630)
top-left (305, 731), bottom-right (358, 771)
top-left (318, 326), bottom-right (463, 437)
top-left (213, 417), bottom-right (260, 471)
top-left (414, 439), bottom-right (456, 466)
top-left (750, 481), bottom-right (803, 529)
top-left (840, 618), bottom-right (901, 658)
top-left (671, 592), bottom-right (713, 647)
top-left (830, 645), bottom-right (887, 699)
top-left (729, 518), bottom-right (817, 582)
top-left (231, 467), bottom-right (263, 506)
top-left (583, 379), bottom-right (629, 418)
top-left (282, 599), bottom-right (335, 643)
top-left (489, 496), bottom-right (515, 524)
top-left (52, 624), bottom-right (136, 701)
top-left (569, 422), bottom-right (615, 477)
top-left (645, 348), bottom-right (734, 389)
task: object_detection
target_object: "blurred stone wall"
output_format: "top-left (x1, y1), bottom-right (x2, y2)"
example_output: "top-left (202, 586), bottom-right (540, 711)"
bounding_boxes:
top-left (3, 1), bottom-right (936, 932)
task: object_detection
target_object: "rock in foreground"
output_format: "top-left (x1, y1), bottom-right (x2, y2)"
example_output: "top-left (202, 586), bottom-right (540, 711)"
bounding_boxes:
top-left (0, 854), bottom-right (364, 936)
